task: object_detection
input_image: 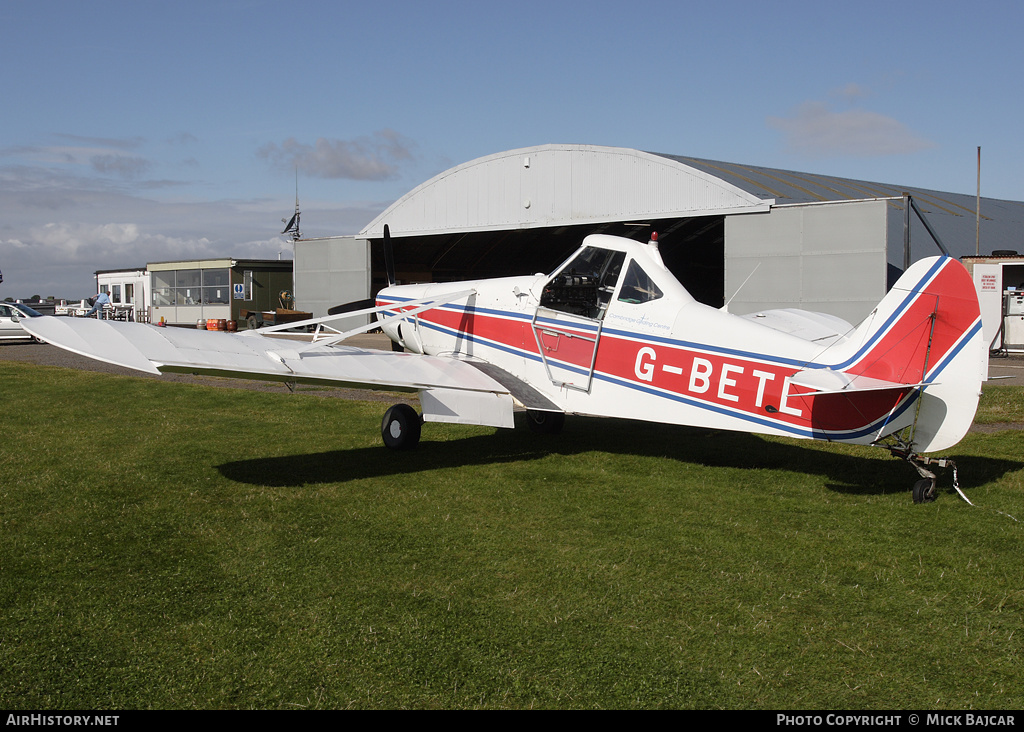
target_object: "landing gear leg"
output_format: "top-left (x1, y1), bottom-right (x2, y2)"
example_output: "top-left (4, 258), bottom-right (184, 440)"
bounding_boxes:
top-left (526, 410), bottom-right (565, 435)
top-left (887, 443), bottom-right (955, 504)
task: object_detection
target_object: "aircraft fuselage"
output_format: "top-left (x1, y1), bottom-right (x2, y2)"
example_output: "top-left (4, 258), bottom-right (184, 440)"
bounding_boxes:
top-left (376, 234), bottom-right (940, 445)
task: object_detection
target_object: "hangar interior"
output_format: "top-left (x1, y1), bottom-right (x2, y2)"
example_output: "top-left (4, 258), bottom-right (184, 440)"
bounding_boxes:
top-left (295, 144), bottom-right (1024, 326)
top-left (369, 216), bottom-right (726, 308)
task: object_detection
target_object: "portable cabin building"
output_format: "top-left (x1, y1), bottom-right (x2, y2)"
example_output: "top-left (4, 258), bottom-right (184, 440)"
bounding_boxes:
top-left (149, 258), bottom-right (293, 327)
top-left (95, 267), bottom-right (149, 321)
top-left (962, 253), bottom-right (1024, 352)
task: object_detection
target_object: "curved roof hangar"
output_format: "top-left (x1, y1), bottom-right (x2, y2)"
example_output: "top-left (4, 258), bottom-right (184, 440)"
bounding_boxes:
top-left (360, 144), bottom-right (774, 239)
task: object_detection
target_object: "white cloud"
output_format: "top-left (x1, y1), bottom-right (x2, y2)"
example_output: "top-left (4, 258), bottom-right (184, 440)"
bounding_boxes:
top-left (258, 130), bottom-right (417, 181)
top-left (54, 133), bottom-right (143, 148)
top-left (2, 142), bottom-right (156, 181)
top-left (767, 101), bottom-right (933, 158)
top-left (832, 84), bottom-right (873, 105)
top-left (0, 179), bottom-right (386, 298)
top-left (90, 154), bottom-right (152, 179)
top-left (0, 127), bottom-right (400, 298)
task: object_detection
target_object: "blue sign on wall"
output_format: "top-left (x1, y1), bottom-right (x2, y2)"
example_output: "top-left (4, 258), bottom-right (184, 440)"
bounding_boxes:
top-left (233, 283), bottom-right (245, 300)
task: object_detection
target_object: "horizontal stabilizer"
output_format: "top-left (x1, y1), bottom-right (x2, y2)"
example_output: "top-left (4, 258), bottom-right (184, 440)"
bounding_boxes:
top-left (789, 368), bottom-right (926, 395)
top-left (742, 308), bottom-right (854, 347)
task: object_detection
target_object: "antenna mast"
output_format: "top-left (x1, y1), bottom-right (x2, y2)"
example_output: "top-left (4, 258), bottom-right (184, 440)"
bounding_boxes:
top-left (281, 167), bottom-right (301, 243)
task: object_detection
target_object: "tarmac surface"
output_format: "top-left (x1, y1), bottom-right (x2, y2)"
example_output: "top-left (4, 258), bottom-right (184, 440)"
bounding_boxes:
top-left (986, 352), bottom-right (1024, 387)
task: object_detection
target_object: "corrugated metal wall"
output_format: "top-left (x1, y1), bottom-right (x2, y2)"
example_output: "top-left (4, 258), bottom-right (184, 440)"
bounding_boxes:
top-left (294, 237), bottom-right (370, 324)
top-left (725, 200), bottom-right (888, 324)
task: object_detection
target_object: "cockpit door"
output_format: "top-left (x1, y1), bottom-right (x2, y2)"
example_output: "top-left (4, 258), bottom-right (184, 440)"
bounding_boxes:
top-left (531, 247), bottom-right (625, 393)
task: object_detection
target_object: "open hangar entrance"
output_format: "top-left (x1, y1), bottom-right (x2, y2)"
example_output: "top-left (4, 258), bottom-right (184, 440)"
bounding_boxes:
top-left (368, 215), bottom-right (726, 308)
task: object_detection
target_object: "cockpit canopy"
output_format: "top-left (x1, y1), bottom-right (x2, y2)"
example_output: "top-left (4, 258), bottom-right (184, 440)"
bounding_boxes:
top-left (540, 238), bottom-right (677, 320)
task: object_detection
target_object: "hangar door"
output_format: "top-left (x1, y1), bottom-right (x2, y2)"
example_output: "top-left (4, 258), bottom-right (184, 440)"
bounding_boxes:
top-left (724, 199), bottom-right (889, 324)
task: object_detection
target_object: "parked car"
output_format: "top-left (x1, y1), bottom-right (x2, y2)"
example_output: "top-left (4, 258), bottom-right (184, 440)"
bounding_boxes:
top-left (0, 302), bottom-right (44, 341)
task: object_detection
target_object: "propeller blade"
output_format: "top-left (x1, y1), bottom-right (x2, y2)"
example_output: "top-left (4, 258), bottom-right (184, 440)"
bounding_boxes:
top-left (383, 224), bottom-right (396, 287)
top-left (327, 298), bottom-right (376, 316)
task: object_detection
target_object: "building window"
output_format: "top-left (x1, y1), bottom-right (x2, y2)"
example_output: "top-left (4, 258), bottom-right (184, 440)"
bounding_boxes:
top-left (152, 268), bottom-right (232, 307)
top-left (202, 269), bottom-right (230, 304)
top-left (153, 271), bottom-right (175, 306)
top-left (177, 269), bottom-right (201, 305)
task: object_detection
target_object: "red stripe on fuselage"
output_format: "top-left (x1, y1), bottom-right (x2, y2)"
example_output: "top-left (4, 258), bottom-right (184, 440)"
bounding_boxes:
top-left (383, 300), bottom-right (911, 434)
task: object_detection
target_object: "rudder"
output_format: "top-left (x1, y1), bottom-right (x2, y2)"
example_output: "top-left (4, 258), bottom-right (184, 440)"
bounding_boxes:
top-left (843, 256), bottom-right (985, 452)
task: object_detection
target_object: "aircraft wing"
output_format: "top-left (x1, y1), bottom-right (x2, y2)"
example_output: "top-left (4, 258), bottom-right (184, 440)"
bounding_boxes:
top-left (23, 316), bottom-right (517, 429)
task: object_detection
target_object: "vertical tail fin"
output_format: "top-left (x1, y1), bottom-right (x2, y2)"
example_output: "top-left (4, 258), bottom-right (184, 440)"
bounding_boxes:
top-left (842, 256), bottom-right (985, 451)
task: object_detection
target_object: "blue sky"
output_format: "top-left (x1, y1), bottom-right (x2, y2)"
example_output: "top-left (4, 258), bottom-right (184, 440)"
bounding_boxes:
top-left (2, 0), bottom-right (1022, 298)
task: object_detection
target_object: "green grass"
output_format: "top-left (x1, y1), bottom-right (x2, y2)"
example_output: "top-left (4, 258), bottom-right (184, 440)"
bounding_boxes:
top-left (1, 362), bottom-right (1023, 709)
top-left (976, 385), bottom-right (1024, 424)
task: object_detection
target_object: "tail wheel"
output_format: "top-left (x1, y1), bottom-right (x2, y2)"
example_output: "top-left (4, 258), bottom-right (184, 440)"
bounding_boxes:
top-left (912, 478), bottom-right (937, 503)
top-left (526, 410), bottom-right (565, 435)
top-left (381, 403), bottom-right (421, 450)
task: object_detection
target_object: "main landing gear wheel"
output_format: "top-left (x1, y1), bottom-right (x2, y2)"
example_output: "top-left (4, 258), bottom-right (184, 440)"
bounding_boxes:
top-left (912, 478), bottom-right (937, 504)
top-left (526, 410), bottom-right (565, 435)
top-left (381, 403), bottom-right (421, 450)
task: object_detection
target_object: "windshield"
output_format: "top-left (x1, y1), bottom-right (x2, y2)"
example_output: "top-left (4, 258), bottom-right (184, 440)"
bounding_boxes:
top-left (14, 305), bottom-right (42, 317)
top-left (617, 260), bottom-right (664, 305)
top-left (541, 247), bottom-right (626, 319)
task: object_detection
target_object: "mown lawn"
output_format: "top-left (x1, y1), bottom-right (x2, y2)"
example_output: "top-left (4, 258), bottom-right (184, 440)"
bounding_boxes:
top-left (1, 362), bottom-right (1022, 709)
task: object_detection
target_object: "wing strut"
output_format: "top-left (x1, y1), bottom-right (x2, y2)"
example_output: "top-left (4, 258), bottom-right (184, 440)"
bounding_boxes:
top-left (242, 289), bottom-right (476, 355)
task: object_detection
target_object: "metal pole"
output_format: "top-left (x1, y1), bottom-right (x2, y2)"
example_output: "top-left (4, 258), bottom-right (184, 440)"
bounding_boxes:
top-left (976, 146), bottom-right (981, 256)
top-left (903, 192), bottom-right (911, 271)
top-left (909, 196), bottom-right (951, 257)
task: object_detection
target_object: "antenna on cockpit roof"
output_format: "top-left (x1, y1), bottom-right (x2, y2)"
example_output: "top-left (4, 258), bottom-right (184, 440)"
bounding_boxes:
top-left (722, 262), bottom-right (761, 313)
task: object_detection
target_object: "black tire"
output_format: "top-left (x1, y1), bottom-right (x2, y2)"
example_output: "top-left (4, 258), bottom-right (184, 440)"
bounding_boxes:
top-left (912, 478), bottom-right (937, 504)
top-left (381, 404), bottom-right (422, 450)
top-left (526, 410), bottom-right (565, 435)
top-left (246, 314), bottom-right (259, 330)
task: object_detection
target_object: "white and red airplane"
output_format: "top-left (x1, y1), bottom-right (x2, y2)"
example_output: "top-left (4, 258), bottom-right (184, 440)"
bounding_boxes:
top-left (24, 228), bottom-right (986, 503)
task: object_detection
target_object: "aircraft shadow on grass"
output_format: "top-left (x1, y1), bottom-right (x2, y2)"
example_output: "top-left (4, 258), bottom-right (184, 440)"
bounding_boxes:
top-left (217, 414), bottom-right (1024, 499)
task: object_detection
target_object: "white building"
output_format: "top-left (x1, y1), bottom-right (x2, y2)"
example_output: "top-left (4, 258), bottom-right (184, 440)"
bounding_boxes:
top-left (95, 267), bottom-right (149, 321)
